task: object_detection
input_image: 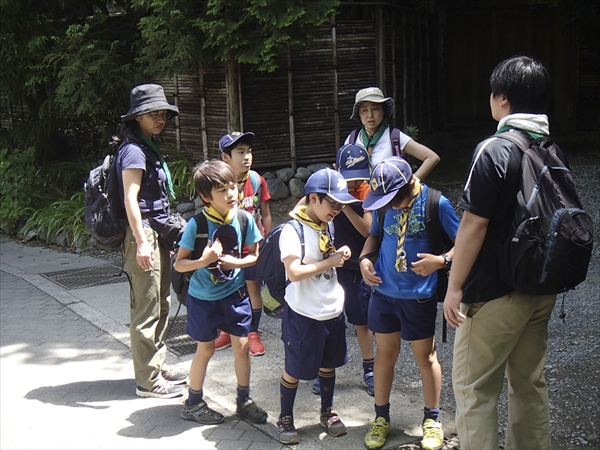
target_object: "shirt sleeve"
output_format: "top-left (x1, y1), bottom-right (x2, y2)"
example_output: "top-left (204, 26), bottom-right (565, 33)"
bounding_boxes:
top-left (438, 195), bottom-right (460, 241)
top-left (178, 216), bottom-right (198, 251)
top-left (397, 130), bottom-right (413, 150)
top-left (369, 210), bottom-right (381, 237)
top-left (119, 143), bottom-right (146, 171)
top-left (279, 223), bottom-right (302, 261)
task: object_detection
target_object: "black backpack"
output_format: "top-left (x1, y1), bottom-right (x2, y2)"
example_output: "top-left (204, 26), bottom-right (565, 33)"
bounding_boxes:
top-left (171, 208), bottom-right (249, 306)
top-left (84, 150), bottom-right (127, 248)
top-left (496, 131), bottom-right (593, 295)
top-left (256, 219), bottom-right (305, 318)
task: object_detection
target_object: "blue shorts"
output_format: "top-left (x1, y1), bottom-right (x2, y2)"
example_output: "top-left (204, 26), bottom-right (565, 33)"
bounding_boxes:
top-left (368, 290), bottom-right (437, 341)
top-left (338, 268), bottom-right (370, 326)
top-left (244, 263), bottom-right (257, 282)
top-left (186, 287), bottom-right (251, 342)
top-left (281, 307), bottom-right (348, 380)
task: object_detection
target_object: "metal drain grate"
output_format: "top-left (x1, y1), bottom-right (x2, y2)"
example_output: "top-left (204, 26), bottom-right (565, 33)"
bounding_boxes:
top-left (39, 265), bottom-right (128, 290)
top-left (165, 315), bottom-right (197, 356)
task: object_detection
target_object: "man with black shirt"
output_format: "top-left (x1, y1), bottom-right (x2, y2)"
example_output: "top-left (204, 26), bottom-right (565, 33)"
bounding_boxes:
top-left (443, 56), bottom-right (559, 450)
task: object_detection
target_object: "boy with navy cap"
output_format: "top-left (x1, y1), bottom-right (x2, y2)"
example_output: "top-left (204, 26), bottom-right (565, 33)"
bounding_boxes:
top-left (217, 131), bottom-right (272, 355)
top-left (311, 144), bottom-right (376, 397)
top-left (359, 157), bottom-right (460, 450)
top-left (173, 160), bottom-right (267, 426)
top-left (276, 168), bottom-right (357, 445)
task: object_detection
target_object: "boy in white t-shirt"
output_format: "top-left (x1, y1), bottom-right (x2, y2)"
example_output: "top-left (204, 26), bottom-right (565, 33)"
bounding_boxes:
top-left (276, 168), bottom-right (358, 445)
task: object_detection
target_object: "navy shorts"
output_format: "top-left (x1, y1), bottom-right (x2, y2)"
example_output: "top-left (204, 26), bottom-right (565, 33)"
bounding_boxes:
top-left (368, 290), bottom-right (437, 341)
top-left (338, 268), bottom-right (371, 326)
top-left (281, 307), bottom-right (348, 380)
top-left (186, 287), bottom-right (251, 342)
top-left (244, 263), bottom-right (257, 282)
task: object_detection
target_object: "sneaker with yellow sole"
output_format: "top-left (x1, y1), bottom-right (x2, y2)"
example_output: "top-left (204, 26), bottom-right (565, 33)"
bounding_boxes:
top-left (364, 416), bottom-right (391, 450)
top-left (421, 418), bottom-right (444, 450)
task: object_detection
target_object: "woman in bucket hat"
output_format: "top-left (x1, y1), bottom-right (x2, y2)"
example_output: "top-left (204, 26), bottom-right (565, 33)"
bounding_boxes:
top-left (345, 87), bottom-right (440, 180)
top-left (114, 84), bottom-right (188, 398)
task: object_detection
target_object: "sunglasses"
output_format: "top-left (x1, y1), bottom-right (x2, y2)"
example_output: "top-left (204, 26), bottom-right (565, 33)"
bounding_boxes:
top-left (323, 197), bottom-right (346, 211)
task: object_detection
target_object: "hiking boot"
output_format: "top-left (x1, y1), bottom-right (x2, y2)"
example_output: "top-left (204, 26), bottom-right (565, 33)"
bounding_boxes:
top-left (311, 377), bottom-right (320, 395)
top-left (421, 418), bottom-right (444, 450)
top-left (248, 331), bottom-right (265, 356)
top-left (161, 368), bottom-right (188, 385)
top-left (364, 416), bottom-right (391, 450)
top-left (363, 371), bottom-right (374, 396)
top-left (214, 331), bottom-right (231, 350)
top-left (277, 415), bottom-right (300, 445)
top-left (319, 406), bottom-right (347, 437)
top-left (180, 399), bottom-right (224, 425)
top-left (236, 397), bottom-right (268, 424)
top-left (136, 381), bottom-right (184, 399)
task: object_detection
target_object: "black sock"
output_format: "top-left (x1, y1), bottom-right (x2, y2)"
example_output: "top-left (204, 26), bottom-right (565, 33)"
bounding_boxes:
top-left (280, 376), bottom-right (298, 419)
top-left (187, 387), bottom-right (203, 406)
top-left (318, 369), bottom-right (336, 414)
top-left (236, 385), bottom-right (250, 405)
top-left (362, 358), bottom-right (375, 374)
top-left (375, 403), bottom-right (390, 423)
top-left (250, 308), bottom-right (262, 333)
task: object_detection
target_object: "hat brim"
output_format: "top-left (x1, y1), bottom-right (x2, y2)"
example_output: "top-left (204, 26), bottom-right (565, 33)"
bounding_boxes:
top-left (339, 167), bottom-right (370, 181)
top-left (350, 97), bottom-right (394, 121)
top-left (362, 189), bottom-right (398, 211)
top-left (327, 193), bottom-right (360, 204)
top-left (121, 102), bottom-right (179, 122)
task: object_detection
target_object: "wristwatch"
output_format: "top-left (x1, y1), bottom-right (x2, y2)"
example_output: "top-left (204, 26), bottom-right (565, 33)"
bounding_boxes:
top-left (442, 253), bottom-right (452, 271)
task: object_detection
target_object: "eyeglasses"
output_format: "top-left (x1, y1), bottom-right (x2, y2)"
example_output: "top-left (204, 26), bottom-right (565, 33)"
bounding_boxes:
top-left (148, 111), bottom-right (168, 121)
top-left (323, 197), bottom-right (346, 211)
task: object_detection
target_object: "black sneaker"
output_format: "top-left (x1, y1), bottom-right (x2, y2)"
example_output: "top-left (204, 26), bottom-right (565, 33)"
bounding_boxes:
top-left (236, 397), bottom-right (268, 424)
top-left (181, 399), bottom-right (224, 424)
top-left (161, 368), bottom-right (188, 385)
top-left (136, 381), bottom-right (184, 399)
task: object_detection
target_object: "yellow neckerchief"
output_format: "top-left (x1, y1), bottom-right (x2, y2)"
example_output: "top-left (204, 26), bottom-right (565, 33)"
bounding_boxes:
top-left (203, 205), bottom-right (235, 225)
top-left (395, 178), bottom-right (422, 272)
top-left (289, 205), bottom-right (336, 255)
top-left (237, 172), bottom-right (249, 204)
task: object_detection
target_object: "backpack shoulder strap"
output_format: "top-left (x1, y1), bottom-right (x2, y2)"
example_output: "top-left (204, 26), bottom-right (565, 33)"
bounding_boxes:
top-left (248, 170), bottom-right (262, 210)
top-left (349, 128), bottom-right (360, 144)
top-left (390, 128), bottom-right (406, 159)
top-left (236, 209), bottom-right (249, 248)
top-left (496, 131), bottom-right (533, 153)
top-left (288, 219), bottom-right (305, 261)
top-left (425, 187), bottom-right (453, 254)
top-left (190, 209), bottom-right (209, 260)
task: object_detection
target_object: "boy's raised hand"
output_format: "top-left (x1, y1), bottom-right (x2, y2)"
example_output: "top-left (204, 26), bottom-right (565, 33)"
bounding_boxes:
top-left (328, 245), bottom-right (351, 268)
top-left (202, 239), bottom-right (223, 264)
top-left (410, 252), bottom-right (444, 277)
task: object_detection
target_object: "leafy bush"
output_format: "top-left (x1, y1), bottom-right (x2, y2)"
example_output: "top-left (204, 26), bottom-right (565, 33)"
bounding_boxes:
top-left (0, 147), bottom-right (50, 232)
top-left (166, 150), bottom-right (196, 202)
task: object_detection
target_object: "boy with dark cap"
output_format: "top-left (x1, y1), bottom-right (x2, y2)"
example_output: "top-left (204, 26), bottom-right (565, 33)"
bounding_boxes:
top-left (359, 157), bottom-right (460, 450)
top-left (276, 168), bottom-right (357, 445)
top-left (217, 131), bottom-right (272, 356)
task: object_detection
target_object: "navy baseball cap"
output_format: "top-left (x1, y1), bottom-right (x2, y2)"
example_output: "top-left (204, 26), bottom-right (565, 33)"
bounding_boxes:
top-left (362, 157), bottom-right (413, 210)
top-left (304, 168), bottom-right (359, 204)
top-left (218, 131), bottom-right (255, 153)
top-left (336, 144), bottom-right (370, 181)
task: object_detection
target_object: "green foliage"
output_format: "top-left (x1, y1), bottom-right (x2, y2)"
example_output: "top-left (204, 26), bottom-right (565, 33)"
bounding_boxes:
top-left (21, 192), bottom-right (89, 249)
top-left (165, 149), bottom-right (196, 201)
top-left (0, 147), bottom-right (49, 230)
top-left (404, 124), bottom-right (420, 141)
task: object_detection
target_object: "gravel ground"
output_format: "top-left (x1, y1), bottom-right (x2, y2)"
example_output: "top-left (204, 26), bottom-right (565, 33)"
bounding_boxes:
top-left (8, 147), bottom-right (598, 449)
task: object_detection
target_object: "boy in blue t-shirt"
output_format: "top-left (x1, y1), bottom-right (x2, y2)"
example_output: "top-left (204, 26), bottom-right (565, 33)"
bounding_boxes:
top-left (359, 157), bottom-right (459, 450)
top-left (173, 160), bottom-right (267, 425)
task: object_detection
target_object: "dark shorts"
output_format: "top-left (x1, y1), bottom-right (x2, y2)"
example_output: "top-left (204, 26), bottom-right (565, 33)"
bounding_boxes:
top-left (338, 268), bottom-right (371, 326)
top-left (186, 287), bottom-right (251, 342)
top-left (281, 307), bottom-right (348, 380)
top-left (368, 290), bottom-right (437, 341)
top-left (244, 263), bottom-right (257, 282)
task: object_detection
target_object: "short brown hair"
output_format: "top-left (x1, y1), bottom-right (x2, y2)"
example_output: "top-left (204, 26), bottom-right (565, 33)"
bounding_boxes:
top-left (193, 160), bottom-right (237, 203)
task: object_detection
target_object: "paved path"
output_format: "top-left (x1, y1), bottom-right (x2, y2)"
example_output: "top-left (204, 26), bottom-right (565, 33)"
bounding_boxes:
top-left (0, 238), bottom-right (456, 449)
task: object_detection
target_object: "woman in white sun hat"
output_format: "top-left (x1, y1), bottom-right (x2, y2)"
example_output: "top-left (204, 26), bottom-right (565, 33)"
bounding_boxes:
top-left (345, 87), bottom-right (440, 180)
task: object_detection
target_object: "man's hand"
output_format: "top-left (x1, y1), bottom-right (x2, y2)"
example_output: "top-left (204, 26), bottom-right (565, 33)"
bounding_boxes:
top-left (443, 288), bottom-right (466, 328)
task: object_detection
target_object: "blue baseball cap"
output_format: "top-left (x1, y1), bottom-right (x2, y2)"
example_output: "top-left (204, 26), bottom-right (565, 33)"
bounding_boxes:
top-left (336, 144), bottom-right (370, 181)
top-left (304, 168), bottom-right (359, 204)
top-left (219, 131), bottom-right (255, 153)
top-left (362, 157), bottom-right (413, 210)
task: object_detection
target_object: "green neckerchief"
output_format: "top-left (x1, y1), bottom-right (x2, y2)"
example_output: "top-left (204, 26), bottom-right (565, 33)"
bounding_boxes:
top-left (360, 122), bottom-right (388, 151)
top-left (495, 125), bottom-right (544, 139)
top-left (135, 131), bottom-right (176, 200)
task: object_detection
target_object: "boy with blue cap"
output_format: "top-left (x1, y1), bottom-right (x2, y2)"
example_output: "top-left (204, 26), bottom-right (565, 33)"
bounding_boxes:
top-left (359, 157), bottom-right (460, 450)
top-left (276, 168), bottom-right (358, 445)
